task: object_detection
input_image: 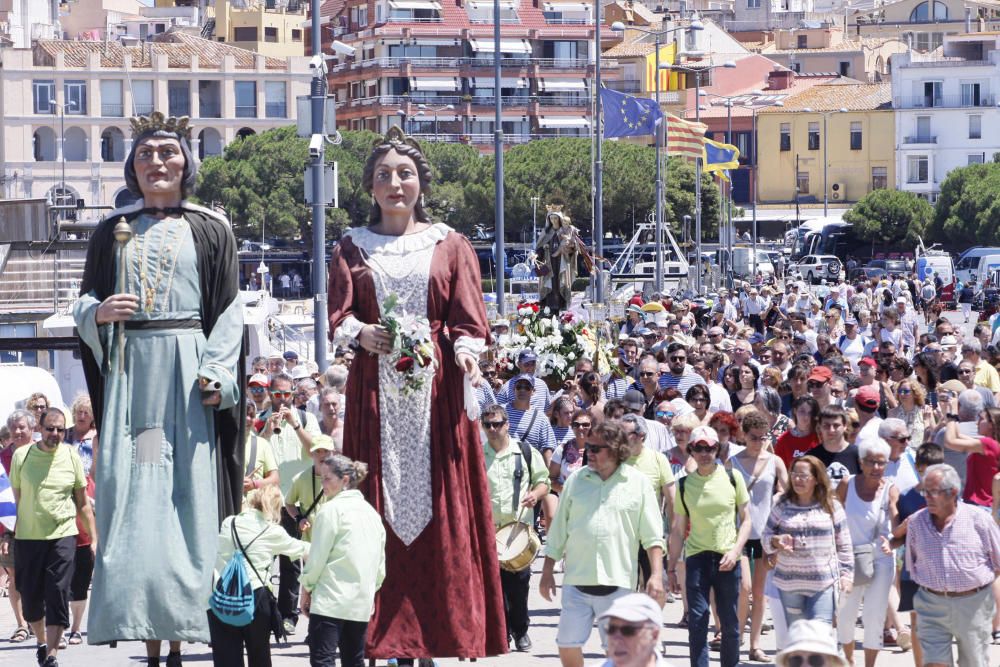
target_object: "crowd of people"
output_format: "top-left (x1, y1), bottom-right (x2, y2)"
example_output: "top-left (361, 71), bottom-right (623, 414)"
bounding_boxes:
top-left (4, 112), bottom-right (1000, 667)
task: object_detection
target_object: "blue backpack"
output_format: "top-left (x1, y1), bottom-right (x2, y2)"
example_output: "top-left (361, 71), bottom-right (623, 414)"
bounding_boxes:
top-left (209, 520), bottom-right (268, 627)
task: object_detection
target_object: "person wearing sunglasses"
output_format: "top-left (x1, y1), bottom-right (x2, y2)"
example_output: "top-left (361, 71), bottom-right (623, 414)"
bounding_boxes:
top-left (594, 593), bottom-right (668, 667)
top-left (505, 375), bottom-right (558, 467)
top-left (775, 619), bottom-right (848, 667)
top-left (886, 381), bottom-right (926, 452)
top-left (257, 372), bottom-right (321, 637)
top-left (481, 405), bottom-right (549, 651)
top-left (247, 373), bottom-right (272, 413)
top-left (9, 407), bottom-right (95, 667)
top-left (660, 343), bottom-right (706, 400)
top-left (496, 350), bottom-right (551, 412)
top-left (667, 425), bottom-right (751, 667)
top-left (540, 421), bottom-right (665, 667)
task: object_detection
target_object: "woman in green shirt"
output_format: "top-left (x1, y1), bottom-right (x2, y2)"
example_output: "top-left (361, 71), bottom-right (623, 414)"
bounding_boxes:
top-left (301, 455), bottom-right (386, 667)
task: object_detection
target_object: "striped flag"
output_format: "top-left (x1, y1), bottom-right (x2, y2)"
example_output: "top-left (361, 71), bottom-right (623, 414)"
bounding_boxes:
top-left (665, 113), bottom-right (707, 160)
top-left (0, 466), bottom-right (14, 532)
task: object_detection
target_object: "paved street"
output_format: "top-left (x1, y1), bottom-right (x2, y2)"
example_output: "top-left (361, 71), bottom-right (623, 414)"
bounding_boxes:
top-left (2, 310), bottom-right (998, 666)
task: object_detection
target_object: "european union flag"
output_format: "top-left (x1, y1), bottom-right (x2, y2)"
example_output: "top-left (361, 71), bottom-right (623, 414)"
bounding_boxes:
top-left (600, 87), bottom-right (663, 138)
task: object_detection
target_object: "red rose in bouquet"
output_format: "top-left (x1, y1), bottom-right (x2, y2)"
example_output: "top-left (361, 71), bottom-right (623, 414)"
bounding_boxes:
top-left (395, 356), bottom-right (414, 372)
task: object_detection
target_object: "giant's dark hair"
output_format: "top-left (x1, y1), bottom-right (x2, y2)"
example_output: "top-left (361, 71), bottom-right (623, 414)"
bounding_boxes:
top-left (361, 136), bottom-right (433, 225)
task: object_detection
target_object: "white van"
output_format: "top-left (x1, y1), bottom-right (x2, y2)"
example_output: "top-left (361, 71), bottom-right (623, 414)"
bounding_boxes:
top-left (955, 247), bottom-right (1000, 284)
top-left (976, 254), bottom-right (1000, 287)
top-left (915, 253), bottom-right (955, 304)
top-left (718, 247), bottom-right (775, 280)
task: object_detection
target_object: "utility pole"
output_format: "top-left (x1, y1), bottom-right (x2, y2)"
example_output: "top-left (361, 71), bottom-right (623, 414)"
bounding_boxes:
top-left (493, 0), bottom-right (505, 314)
top-left (310, 0), bottom-right (328, 370)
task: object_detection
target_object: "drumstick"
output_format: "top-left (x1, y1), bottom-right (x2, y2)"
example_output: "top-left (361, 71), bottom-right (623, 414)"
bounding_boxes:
top-left (504, 506), bottom-right (529, 550)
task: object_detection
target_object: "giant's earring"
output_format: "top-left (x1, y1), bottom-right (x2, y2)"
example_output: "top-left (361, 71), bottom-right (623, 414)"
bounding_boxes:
top-left (371, 195), bottom-right (376, 206)
top-left (420, 194), bottom-right (425, 208)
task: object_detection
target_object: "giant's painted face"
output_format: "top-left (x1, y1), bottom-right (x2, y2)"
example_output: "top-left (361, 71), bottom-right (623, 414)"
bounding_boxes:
top-left (133, 137), bottom-right (186, 198)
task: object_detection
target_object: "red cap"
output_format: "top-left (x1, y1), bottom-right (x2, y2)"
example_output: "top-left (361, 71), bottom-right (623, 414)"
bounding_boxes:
top-left (858, 357), bottom-right (877, 368)
top-left (808, 366), bottom-right (832, 383)
top-left (855, 384), bottom-right (880, 410)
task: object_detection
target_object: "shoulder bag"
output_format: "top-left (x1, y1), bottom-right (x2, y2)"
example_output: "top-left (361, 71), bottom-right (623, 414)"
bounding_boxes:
top-left (851, 481), bottom-right (885, 587)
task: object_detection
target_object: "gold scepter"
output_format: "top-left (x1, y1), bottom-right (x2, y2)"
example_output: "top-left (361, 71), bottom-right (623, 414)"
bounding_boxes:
top-left (113, 217), bottom-right (132, 375)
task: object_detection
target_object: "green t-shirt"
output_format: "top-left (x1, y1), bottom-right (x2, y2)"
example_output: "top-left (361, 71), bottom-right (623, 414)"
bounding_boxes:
top-left (626, 447), bottom-right (676, 504)
top-left (285, 468), bottom-right (330, 542)
top-left (676, 465), bottom-right (749, 557)
top-left (243, 433), bottom-right (279, 502)
top-left (10, 443), bottom-right (86, 540)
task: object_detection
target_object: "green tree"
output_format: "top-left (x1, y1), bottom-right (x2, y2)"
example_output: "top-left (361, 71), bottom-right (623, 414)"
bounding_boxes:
top-left (843, 189), bottom-right (932, 247)
top-left (928, 162), bottom-right (1000, 249)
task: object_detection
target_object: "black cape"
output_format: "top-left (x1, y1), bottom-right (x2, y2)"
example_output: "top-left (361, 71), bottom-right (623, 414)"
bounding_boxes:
top-left (78, 202), bottom-right (246, 521)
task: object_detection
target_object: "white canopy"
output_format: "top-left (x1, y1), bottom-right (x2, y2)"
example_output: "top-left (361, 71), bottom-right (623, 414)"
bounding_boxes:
top-left (472, 76), bottom-right (527, 88)
top-left (538, 78), bottom-right (587, 92)
top-left (538, 116), bottom-right (590, 128)
top-left (389, 0), bottom-right (442, 9)
top-left (409, 77), bottom-right (460, 91)
top-left (468, 37), bottom-right (532, 53)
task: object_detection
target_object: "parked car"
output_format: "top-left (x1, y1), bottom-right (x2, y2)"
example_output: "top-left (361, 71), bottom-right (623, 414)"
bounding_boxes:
top-left (848, 266), bottom-right (887, 283)
top-left (867, 259), bottom-right (908, 276)
top-left (795, 255), bottom-right (842, 284)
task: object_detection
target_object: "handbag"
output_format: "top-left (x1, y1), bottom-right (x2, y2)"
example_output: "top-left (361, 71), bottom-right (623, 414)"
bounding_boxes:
top-left (851, 481), bottom-right (885, 587)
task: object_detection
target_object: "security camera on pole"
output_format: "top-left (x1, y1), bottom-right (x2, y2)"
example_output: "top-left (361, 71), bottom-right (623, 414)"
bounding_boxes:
top-left (303, 1), bottom-right (355, 370)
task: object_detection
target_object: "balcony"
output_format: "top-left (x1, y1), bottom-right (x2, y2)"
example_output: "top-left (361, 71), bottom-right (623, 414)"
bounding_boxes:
top-left (604, 79), bottom-right (641, 93)
top-left (235, 105), bottom-right (258, 118)
top-left (265, 102), bottom-right (287, 118)
top-left (199, 102), bottom-right (222, 118)
top-left (903, 135), bottom-right (937, 144)
top-left (895, 94), bottom-right (995, 109)
top-left (134, 103), bottom-right (154, 115)
top-left (101, 103), bottom-right (124, 117)
top-left (536, 95), bottom-right (588, 106)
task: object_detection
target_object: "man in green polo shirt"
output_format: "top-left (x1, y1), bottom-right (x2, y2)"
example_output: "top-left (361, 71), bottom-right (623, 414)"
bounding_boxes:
top-left (11, 408), bottom-right (94, 667)
top-left (667, 425), bottom-right (750, 667)
top-left (481, 405), bottom-right (549, 652)
top-left (540, 420), bottom-right (665, 667)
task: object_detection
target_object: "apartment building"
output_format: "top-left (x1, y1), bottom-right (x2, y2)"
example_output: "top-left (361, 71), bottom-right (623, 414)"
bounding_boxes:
top-left (850, 0), bottom-right (1000, 52)
top-left (893, 32), bottom-right (1000, 201)
top-left (0, 0), bottom-right (59, 48)
top-left (0, 31), bottom-right (310, 207)
top-left (319, 0), bottom-right (611, 146)
top-left (755, 81), bottom-right (894, 203)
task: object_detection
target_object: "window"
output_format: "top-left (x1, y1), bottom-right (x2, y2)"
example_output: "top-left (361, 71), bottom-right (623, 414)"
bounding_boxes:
top-left (168, 80), bottom-right (190, 117)
top-left (922, 81), bottom-right (942, 107)
top-left (100, 80), bottom-right (123, 117)
top-left (969, 154), bottom-right (985, 165)
top-left (961, 83), bottom-right (982, 106)
top-left (780, 123), bottom-right (791, 151)
top-left (747, 0), bottom-right (761, 8)
top-left (872, 166), bottom-right (887, 190)
top-left (796, 171), bottom-right (810, 195)
top-left (291, 29), bottom-right (302, 41)
top-left (233, 27), bottom-right (257, 41)
top-left (264, 81), bottom-right (286, 118)
top-left (198, 80), bottom-right (221, 118)
top-left (909, 0), bottom-right (948, 21)
top-left (64, 80), bottom-right (87, 115)
top-left (808, 121), bottom-right (820, 150)
top-left (839, 61), bottom-right (850, 76)
top-left (33, 80), bottom-right (55, 114)
top-left (970, 114), bottom-right (982, 139)
top-left (132, 79), bottom-right (154, 115)
top-left (907, 155), bottom-right (929, 183)
top-left (916, 115), bottom-right (931, 141)
top-left (790, 62), bottom-right (801, 73)
top-left (850, 121), bottom-right (862, 150)
top-left (797, 35), bottom-right (808, 48)
top-left (235, 81), bottom-right (257, 118)
top-left (264, 27), bottom-right (277, 43)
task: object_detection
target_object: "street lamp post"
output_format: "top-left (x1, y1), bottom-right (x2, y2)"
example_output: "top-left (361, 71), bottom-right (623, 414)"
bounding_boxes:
top-left (610, 19), bottom-right (704, 295)
top-left (665, 61), bottom-right (735, 293)
top-left (50, 99), bottom-right (77, 217)
top-left (530, 195), bottom-right (539, 245)
top-left (418, 103), bottom-right (455, 141)
top-left (802, 106), bottom-right (847, 217)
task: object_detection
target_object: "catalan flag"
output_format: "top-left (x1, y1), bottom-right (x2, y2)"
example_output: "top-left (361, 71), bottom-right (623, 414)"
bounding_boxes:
top-left (665, 113), bottom-right (707, 159)
top-left (703, 138), bottom-right (741, 174)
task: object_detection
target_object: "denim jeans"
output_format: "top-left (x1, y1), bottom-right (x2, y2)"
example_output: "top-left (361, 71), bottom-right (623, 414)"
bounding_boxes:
top-left (686, 551), bottom-right (741, 667)
top-left (778, 585), bottom-right (836, 628)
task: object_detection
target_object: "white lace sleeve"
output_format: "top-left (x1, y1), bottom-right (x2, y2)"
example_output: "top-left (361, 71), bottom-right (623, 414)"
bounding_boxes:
top-left (453, 335), bottom-right (486, 362)
top-left (333, 315), bottom-right (366, 346)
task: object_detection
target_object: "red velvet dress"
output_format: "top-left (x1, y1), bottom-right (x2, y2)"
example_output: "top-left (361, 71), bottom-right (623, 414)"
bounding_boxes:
top-left (327, 225), bottom-right (508, 659)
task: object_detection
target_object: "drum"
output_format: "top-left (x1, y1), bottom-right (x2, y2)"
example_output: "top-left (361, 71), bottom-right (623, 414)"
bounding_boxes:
top-left (496, 520), bottom-right (541, 573)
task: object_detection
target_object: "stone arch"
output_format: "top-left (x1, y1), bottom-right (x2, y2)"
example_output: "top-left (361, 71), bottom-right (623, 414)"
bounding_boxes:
top-left (198, 127), bottom-right (223, 160)
top-left (100, 127), bottom-right (126, 162)
top-left (63, 126), bottom-right (89, 162)
top-left (33, 127), bottom-right (57, 161)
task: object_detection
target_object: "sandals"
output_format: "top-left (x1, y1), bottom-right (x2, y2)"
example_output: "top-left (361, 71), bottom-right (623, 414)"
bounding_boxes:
top-left (678, 612), bottom-right (689, 628)
top-left (9, 625), bottom-right (29, 643)
top-left (749, 648), bottom-right (771, 663)
top-left (67, 632), bottom-right (83, 646)
top-left (709, 633), bottom-right (722, 651)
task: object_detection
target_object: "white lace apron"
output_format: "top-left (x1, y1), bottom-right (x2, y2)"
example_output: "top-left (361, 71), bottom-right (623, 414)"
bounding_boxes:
top-left (336, 224), bottom-right (452, 545)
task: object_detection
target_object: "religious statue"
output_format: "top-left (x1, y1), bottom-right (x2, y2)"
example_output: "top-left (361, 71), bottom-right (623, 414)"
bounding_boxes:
top-left (534, 205), bottom-right (585, 312)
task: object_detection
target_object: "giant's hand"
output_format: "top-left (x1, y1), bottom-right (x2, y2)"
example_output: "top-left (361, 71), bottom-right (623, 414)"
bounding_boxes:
top-left (457, 352), bottom-right (481, 387)
top-left (359, 324), bottom-right (393, 355)
top-left (96, 293), bottom-right (140, 325)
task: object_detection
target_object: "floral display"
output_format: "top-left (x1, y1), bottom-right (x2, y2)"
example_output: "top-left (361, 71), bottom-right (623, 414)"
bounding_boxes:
top-left (381, 292), bottom-right (437, 396)
top-left (496, 301), bottom-right (612, 382)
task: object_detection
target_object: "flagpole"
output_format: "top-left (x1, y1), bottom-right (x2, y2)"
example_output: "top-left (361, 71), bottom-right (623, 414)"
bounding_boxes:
top-left (654, 32), bottom-right (663, 295)
top-left (594, 0), bottom-right (604, 305)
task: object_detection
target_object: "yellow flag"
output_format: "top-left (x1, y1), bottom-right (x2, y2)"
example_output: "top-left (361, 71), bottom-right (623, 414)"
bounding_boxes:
top-left (644, 43), bottom-right (683, 92)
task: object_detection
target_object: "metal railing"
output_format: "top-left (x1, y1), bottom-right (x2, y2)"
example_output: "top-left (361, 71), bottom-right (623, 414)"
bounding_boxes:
top-left (133, 103), bottom-right (154, 115)
top-left (536, 95), bottom-right (588, 106)
top-left (903, 135), bottom-right (937, 144)
top-left (544, 17), bottom-right (590, 24)
top-left (235, 105), bottom-right (258, 118)
top-left (332, 56), bottom-right (602, 72)
top-left (199, 103), bottom-right (222, 118)
top-left (101, 103), bottom-right (124, 117)
top-left (387, 15), bottom-right (443, 22)
top-left (469, 16), bottom-right (521, 24)
top-left (895, 94), bottom-right (995, 109)
top-left (265, 103), bottom-right (287, 118)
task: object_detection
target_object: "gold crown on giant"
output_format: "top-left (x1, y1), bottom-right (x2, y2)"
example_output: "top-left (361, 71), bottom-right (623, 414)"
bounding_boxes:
top-left (129, 111), bottom-right (192, 140)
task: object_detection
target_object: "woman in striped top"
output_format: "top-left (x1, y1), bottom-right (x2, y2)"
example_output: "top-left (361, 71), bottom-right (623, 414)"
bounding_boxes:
top-left (762, 455), bottom-right (853, 629)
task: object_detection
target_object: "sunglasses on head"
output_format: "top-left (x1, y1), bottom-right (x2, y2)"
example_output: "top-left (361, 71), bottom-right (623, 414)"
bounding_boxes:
top-left (482, 420), bottom-right (506, 430)
top-left (785, 654), bottom-right (830, 667)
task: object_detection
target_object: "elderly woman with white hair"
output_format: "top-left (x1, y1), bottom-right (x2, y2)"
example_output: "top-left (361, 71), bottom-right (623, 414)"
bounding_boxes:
top-left (835, 437), bottom-right (900, 666)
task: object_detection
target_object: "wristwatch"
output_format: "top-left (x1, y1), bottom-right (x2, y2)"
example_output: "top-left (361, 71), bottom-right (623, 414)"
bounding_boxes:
top-left (946, 413), bottom-right (960, 422)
